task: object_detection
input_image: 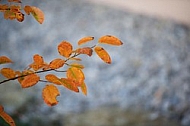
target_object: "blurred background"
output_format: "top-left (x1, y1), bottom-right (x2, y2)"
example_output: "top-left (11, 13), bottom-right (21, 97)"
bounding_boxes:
top-left (0, 0), bottom-right (190, 125)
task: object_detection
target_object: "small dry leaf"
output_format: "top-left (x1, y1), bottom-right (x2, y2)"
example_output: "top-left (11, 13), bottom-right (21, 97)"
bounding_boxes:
top-left (49, 58), bottom-right (65, 69)
top-left (58, 41), bottom-right (73, 58)
top-left (94, 46), bottom-right (111, 64)
top-left (42, 84), bottom-right (60, 106)
top-left (75, 47), bottom-right (93, 56)
top-left (60, 78), bottom-right (79, 92)
top-left (0, 68), bottom-right (16, 79)
top-left (45, 74), bottom-right (62, 85)
top-left (98, 35), bottom-right (123, 46)
top-left (21, 73), bottom-right (40, 88)
top-left (78, 36), bottom-right (94, 45)
top-left (81, 82), bottom-right (87, 96)
top-left (0, 56), bottom-right (12, 64)
top-left (0, 105), bottom-right (16, 126)
top-left (67, 67), bottom-right (85, 86)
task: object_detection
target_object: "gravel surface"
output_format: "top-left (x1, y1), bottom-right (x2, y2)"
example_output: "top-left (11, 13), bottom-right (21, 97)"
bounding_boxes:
top-left (0, 0), bottom-right (190, 125)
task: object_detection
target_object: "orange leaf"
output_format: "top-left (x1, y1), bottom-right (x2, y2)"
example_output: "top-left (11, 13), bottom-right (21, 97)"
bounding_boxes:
top-left (24, 5), bottom-right (32, 15)
top-left (30, 6), bottom-right (44, 24)
top-left (78, 36), bottom-right (94, 45)
top-left (21, 73), bottom-right (40, 88)
top-left (16, 70), bottom-right (34, 84)
top-left (0, 105), bottom-right (16, 126)
top-left (8, 0), bottom-right (21, 3)
top-left (81, 82), bottom-right (87, 96)
top-left (24, 5), bottom-right (44, 24)
top-left (58, 41), bottom-right (73, 58)
top-left (60, 78), bottom-right (79, 92)
top-left (45, 74), bottom-right (62, 85)
top-left (94, 46), bottom-right (111, 64)
top-left (29, 54), bottom-right (46, 71)
top-left (0, 56), bottom-right (12, 64)
top-left (16, 12), bottom-right (24, 22)
top-left (49, 58), bottom-right (65, 69)
top-left (98, 35), bottom-right (123, 46)
top-left (42, 84), bottom-right (60, 106)
top-left (0, 4), bottom-right (9, 12)
top-left (4, 10), bottom-right (16, 20)
top-left (75, 47), bottom-right (93, 56)
top-left (67, 67), bottom-right (85, 86)
top-left (10, 5), bottom-right (20, 13)
top-left (0, 68), bottom-right (16, 79)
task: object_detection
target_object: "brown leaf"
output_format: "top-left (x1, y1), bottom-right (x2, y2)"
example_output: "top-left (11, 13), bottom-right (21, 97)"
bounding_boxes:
top-left (0, 56), bottom-right (12, 64)
top-left (78, 36), bottom-right (94, 45)
top-left (75, 47), bottom-right (93, 56)
top-left (49, 58), bottom-right (65, 69)
top-left (21, 73), bottom-right (40, 88)
top-left (94, 46), bottom-right (111, 64)
top-left (0, 68), bottom-right (16, 79)
top-left (58, 41), bottom-right (73, 58)
top-left (98, 35), bottom-right (123, 46)
top-left (42, 84), bottom-right (60, 106)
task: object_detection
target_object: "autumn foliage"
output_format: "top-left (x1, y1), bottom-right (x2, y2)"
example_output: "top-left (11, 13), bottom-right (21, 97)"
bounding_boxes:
top-left (0, 0), bottom-right (123, 125)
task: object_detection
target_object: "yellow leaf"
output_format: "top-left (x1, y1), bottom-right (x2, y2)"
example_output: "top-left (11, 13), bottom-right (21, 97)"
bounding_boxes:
top-left (45, 74), bottom-right (62, 85)
top-left (81, 82), bottom-right (87, 96)
top-left (98, 35), bottom-right (123, 46)
top-left (0, 56), bottom-right (12, 64)
top-left (24, 6), bottom-right (44, 24)
top-left (75, 47), bottom-right (93, 56)
top-left (94, 46), bottom-right (111, 64)
top-left (31, 6), bottom-right (44, 24)
top-left (78, 36), bottom-right (94, 45)
top-left (0, 68), bottom-right (16, 79)
top-left (21, 73), bottom-right (40, 88)
top-left (67, 67), bottom-right (85, 86)
top-left (58, 41), bottom-right (73, 58)
top-left (60, 78), bottom-right (79, 92)
top-left (70, 63), bottom-right (84, 69)
top-left (49, 58), bottom-right (65, 69)
top-left (42, 84), bottom-right (60, 106)
top-left (69, 57), bottom-right (82, 61)
top-left (0, 105), bottom-right (16, 126)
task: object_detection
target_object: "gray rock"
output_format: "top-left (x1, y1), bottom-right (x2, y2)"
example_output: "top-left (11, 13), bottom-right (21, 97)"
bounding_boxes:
top-left (0, 0), bottom-right (190, 125)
